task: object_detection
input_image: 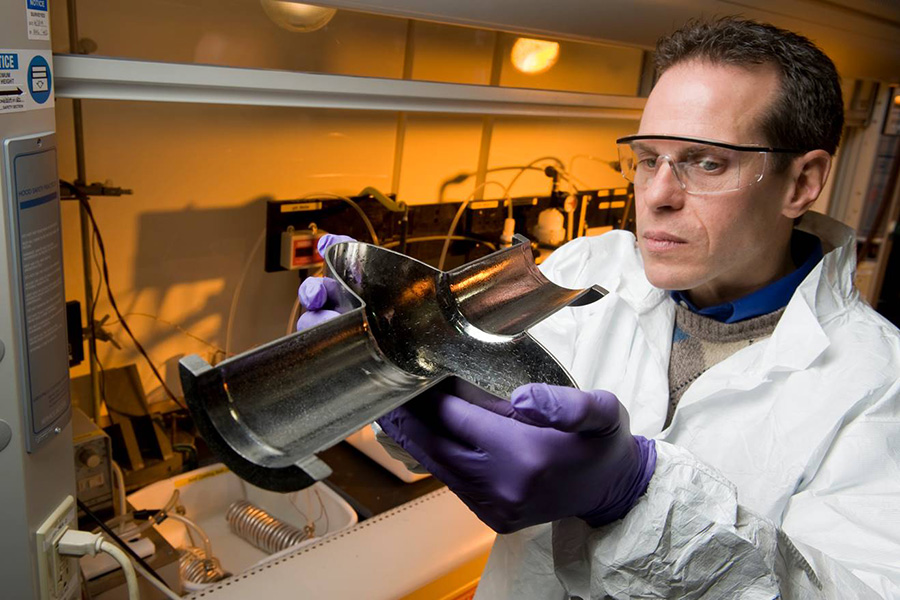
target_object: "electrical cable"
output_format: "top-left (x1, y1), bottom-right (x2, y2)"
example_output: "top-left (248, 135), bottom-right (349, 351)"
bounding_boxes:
top-left (230, 192), bottom-right (378, 353)
top-left (76, 498), bottom-right (173, 592)
top-left (568, 154), bottom-right (621, 181)
top-left (95, 489), bottom-right (181, 545)
top-left (107, 312), bottom-right (227, 358)
top-left (503, 157), bottom-right (565, 219)
top-left (437, 160), bottom-right (570, 270)
top-left (224, 229), bottom-right (266, 357)
top-left (166, 513), bottom-right (213, 558)
top-left (288, 487), bottom-right (329, 536)
top-left (131, 558), bottom-right (183, 600)
top-left (438, 166), bottom-right (545, 201)
top-left (61, 181), bottom-right (187, 411)
top-left (287, 295), bottom-right (302, 336)
top-left (298, 192), bottom-right (380, 245)
top-left (98, 540), bottom-right (140, 600)
top-left (383, 235), bottom-right (497, 252)
top-left (112, 460), bottom-right (127, 519)
top-left (59, 529), bottom-right (142, 600)
top-left (90, 220), bottom-right (109, 411)
top-left (438, 181), bottom-right (510, 271)
top-left (554, 169), bottom-right (584, 195)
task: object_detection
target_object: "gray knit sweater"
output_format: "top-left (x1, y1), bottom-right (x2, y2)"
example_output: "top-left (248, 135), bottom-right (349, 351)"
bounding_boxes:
top-left (666, 302), bottom-right (785, 428)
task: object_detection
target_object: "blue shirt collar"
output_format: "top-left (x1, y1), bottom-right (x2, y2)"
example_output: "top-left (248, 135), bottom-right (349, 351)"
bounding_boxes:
top-left (670, 230), bottom-right (824, 324)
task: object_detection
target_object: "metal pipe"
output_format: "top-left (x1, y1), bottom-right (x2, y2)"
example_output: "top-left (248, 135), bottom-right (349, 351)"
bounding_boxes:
top-left (180, 239), bottom-right (604, 491)
top-left (473, 31), bottom-right (504, 202)
top-left (67, 0), bottom-right (101, 420)
top-left (390, 19), bottom-right (415, 198)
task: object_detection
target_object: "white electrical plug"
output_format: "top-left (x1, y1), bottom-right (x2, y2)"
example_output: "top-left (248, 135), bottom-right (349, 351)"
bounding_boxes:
top-left (58, 529), bottom-right (141, 600)
top-left (35, 496), bottom-right (79, 600)
top-left (57, 529), bottom-right (105, 557)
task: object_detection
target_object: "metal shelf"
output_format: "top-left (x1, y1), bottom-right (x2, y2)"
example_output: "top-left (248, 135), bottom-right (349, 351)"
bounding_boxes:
top-left (52, 54), bottom-right (644, 119)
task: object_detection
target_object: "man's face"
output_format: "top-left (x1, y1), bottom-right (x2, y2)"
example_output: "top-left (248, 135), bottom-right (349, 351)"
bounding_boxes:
top-left (635, 60), bottom-right (796, 305)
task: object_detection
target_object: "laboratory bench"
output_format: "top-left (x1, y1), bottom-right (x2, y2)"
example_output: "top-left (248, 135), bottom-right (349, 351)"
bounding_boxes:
top-left (179, 438), bottom-right (495, 600)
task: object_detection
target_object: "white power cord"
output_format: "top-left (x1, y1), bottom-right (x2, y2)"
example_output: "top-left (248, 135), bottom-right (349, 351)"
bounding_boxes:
top-left (438, 180), bottom-right (510, 270)
top-left (111, 460), bottom-right (127, 519)
top-left (58, 529), bottom-right (140, 600)
top-left (224, 229), bottom-right (267, 357)
top-left (131, 557), bottom-right (183, 600)
top-left (99, 542), bottom-right (140, 599)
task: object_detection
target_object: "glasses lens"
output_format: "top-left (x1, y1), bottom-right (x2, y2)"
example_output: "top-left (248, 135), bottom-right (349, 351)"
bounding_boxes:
top-left (617, 143), bottom-right (638, 183)
top-left (617, 140), bottom-right (768, 194)
top-left (679, 146), bottom-right (765, 193)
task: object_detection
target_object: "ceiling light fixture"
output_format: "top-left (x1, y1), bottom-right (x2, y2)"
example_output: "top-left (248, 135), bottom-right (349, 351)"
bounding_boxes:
top-left (260, 0), bottom-right (337, 33)
top-left (511, 38), bottom-right (560, 75)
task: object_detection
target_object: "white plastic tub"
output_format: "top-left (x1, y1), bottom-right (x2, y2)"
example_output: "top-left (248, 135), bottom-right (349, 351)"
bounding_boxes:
top-left (127, 463), bottom-right (357, 583)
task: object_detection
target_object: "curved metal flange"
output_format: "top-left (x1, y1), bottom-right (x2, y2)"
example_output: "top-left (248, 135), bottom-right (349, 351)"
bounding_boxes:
top-left (180, 237), bottom-right (606, 491)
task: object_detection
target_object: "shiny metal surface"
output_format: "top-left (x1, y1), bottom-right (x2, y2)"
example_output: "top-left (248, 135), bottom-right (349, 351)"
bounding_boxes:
top-left (179, 546), bottom-right (229, 585)
top-left (180, 237), bottom-right (606, 491)
top-left (226, 500), bottom-right (314, 554)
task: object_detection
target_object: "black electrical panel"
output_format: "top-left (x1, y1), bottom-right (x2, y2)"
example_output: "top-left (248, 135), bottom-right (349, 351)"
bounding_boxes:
top-left (264, 188), bottom-right (632, 272)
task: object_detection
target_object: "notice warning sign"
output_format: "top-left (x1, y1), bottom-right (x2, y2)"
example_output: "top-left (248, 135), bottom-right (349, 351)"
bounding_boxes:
top-left (27, 0), bottom-right (51, 41)
top-left (0, 49), bottom-right (54, 114)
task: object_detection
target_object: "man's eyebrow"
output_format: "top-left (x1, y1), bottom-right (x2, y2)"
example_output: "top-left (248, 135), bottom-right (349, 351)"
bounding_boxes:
top-left (631, 141), bottom-right (657, 153)
top-left (682, 144), bottom-right (717, 155)
top-left (631, 141), bottom-right (712, 155)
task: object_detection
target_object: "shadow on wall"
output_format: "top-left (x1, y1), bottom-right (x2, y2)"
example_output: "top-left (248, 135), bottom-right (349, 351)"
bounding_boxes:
top-left (131, 195), bottom-right (301, 381)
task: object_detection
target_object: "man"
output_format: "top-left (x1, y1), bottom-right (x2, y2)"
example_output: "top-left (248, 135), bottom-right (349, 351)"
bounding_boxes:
top-left (300, 18), bottom-right (900, 598)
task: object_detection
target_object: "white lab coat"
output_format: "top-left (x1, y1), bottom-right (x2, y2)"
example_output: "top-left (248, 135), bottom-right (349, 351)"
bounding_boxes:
top-left (473, 211), bottom-right (900, 599)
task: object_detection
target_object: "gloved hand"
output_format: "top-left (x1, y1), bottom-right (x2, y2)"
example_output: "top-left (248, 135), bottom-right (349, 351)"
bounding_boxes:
top-left (377, 382), bottom-right (656, 533)
top-left (296, 234), bottom-right (356, 331)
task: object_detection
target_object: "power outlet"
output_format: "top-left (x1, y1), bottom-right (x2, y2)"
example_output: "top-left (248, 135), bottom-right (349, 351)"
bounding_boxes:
top-left (35, 495), bottom-right (79, 600)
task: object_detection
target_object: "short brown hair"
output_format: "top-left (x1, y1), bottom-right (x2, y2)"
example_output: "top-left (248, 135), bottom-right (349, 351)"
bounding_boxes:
top-left (655, 17), bottom-right (844, 170)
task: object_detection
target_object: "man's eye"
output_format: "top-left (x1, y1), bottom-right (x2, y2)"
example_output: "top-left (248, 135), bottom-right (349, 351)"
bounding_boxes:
top-left (637, 157), bottom-right (658, 169)
top-left (693, 158), bottom-right (725, 172)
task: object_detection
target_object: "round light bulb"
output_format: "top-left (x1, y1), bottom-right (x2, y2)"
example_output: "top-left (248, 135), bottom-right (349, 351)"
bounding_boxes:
top-left (260, 0), bottom-right (336, 33)
top-left (511, 38), bottom-right (560, 75)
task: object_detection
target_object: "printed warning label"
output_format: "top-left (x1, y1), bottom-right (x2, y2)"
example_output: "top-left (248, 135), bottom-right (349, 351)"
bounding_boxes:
top-left (27, 0), bottom-right (50, 41)
top-left (0, 49), bottom-right (54, 113)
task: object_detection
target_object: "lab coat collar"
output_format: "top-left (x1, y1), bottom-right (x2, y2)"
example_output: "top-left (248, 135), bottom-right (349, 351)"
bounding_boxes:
top-left (599, 212), bottom-right (856, 375)
top-left (759, 211), bottom-right (858, 373)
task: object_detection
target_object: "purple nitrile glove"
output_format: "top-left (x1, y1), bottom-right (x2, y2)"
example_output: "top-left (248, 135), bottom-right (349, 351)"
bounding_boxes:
top-left (295, 234), bottom-right (356, 331)
top-left (377, 382), bottom-right (656, 534)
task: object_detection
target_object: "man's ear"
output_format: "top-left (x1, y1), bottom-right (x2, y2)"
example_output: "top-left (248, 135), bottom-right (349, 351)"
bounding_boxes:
top-left (782, 150), bottom-right (831, 218)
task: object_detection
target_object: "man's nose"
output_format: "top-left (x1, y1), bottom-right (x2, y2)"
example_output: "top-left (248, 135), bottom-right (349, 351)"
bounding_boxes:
top-left (640, 158), bottom-right (686, 211)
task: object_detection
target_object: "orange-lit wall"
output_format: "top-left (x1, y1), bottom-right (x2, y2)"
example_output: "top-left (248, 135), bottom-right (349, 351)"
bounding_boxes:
top-left (50, 1), bottom-right (642, 397)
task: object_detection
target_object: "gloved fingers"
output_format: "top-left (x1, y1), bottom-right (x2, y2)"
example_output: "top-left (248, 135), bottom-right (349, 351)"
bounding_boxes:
top-left (424, 391), bottom-right (532, 453)
top-left (378, 402), bottom-right (482, 463)
top-left (510, 383), bottom-right (623, 434)
top-left (376, 406), bottom-right (476, 486)
top-left (296, 308), bottom-right (341, 332)
top-left (316, 233), bottom-right (356, 255)
top-left (298, 277), bottom-right (343, 311)
top-left (437, 378), bottom-right (517, 419)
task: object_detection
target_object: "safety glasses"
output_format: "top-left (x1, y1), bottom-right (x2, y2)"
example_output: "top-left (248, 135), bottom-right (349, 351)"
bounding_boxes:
top-left (616, 135), bottom-right (807, 195)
